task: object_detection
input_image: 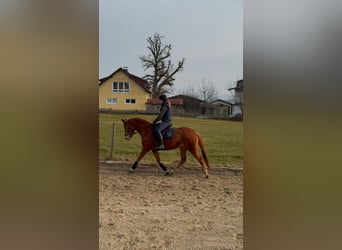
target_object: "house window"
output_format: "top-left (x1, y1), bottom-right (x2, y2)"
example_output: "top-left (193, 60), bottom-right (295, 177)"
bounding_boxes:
top-left (125, 99), bottom-right (136, 104)
top-left (112, 82), bottom-right (129, 92)
top-left (106, 98), bottom-right (118, 104)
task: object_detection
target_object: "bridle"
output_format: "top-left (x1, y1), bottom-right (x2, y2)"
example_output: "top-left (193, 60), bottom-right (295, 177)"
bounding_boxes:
top-left (123, 122), bottom-right (137, 140)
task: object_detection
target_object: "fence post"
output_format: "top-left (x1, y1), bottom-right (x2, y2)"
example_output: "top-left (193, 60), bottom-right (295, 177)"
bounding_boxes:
top-left (109, 123), bottom-right (116, 158)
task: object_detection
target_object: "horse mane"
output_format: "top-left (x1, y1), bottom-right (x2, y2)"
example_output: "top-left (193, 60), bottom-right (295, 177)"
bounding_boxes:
top-left (128, 117), bottom-right (151, 127)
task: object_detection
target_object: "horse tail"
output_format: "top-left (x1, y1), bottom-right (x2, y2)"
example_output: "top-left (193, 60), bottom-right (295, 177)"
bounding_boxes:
top-left (198, 133), bottom-right (210, 168)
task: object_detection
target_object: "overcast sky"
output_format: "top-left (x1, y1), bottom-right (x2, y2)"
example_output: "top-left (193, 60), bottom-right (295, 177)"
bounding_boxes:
top-left (99, 0), bottom-right (242, 99)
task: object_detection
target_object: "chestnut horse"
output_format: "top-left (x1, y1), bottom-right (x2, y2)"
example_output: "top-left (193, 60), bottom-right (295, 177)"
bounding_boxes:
top-left (122, 118), bottom-right (210, 178)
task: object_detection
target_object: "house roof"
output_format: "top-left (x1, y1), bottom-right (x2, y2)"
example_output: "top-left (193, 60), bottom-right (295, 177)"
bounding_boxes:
top-left (211, 99), bottom-right (233, 106)
top-left (169, 94), bottom-right (203, 103)
top-left (99, 67), bottom-right (151, 93)
top-left (146, 98), bottom-right (183, 105)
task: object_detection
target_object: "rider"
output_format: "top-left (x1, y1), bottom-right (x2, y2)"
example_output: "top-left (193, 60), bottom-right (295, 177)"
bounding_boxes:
top-left (152, 94), bottom-right (172, 150)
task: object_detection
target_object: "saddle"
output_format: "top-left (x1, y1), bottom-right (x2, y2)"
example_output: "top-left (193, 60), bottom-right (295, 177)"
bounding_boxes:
top-left (161, 126), bottom-right (176, 139)
top-left (152, 124), bottom-right (175, 139)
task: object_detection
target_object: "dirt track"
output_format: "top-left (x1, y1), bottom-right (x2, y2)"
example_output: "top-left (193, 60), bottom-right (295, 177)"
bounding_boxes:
top-left (99, 161), bottom-right (243, 250)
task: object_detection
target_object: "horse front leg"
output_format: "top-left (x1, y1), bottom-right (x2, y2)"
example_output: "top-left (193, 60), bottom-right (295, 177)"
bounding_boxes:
top-left (128, 147), bottom-right (150, 174)
top-left (152, 150), bottom-right (170, 176)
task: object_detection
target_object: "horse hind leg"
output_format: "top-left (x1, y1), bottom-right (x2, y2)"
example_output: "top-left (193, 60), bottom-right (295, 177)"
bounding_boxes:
top-left (188, 146), bottom-right (209, 178)
top-left (174, 147), bottom-right (187, 175)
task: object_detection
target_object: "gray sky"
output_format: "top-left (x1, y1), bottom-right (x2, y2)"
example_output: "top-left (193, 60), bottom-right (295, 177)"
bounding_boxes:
top-left (100, 0), bottom-right (242, 99)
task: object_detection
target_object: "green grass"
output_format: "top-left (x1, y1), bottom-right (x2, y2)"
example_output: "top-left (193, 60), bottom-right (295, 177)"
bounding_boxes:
top-left (99, 113), bottom-right (243, 167)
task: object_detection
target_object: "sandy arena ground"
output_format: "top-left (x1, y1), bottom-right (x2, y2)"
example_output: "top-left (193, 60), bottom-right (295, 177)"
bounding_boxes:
top-left (99, 161), bottom-right (243, 250)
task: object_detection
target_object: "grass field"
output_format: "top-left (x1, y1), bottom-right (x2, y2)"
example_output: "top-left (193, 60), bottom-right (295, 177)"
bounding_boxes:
top-left (99, 113), bottom-right (243, 167)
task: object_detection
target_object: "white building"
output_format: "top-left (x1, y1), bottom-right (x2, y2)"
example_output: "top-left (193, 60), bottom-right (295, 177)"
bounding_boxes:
top-left (228, 79), bottom-right (243, 119)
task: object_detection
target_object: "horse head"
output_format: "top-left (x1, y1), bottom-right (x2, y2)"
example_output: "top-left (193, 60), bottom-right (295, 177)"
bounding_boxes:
top-left (122, 119), bottom-right (136, 140)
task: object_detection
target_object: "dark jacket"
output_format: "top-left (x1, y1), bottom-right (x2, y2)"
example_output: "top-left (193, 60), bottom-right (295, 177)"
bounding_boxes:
top-left (153, 101), bottom-right (171, 124)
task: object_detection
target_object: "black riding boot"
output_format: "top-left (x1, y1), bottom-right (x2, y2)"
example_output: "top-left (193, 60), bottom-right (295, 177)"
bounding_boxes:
top-left (155, 132), bottom-right (164, 150)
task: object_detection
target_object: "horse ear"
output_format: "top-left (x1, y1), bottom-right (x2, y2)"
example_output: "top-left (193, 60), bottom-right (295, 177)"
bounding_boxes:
top-left (121, 119), bottom-right (126, 123)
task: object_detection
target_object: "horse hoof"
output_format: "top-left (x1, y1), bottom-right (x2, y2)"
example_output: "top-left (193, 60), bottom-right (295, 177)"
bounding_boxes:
top-left (205, 175), bottom-right (209, 179)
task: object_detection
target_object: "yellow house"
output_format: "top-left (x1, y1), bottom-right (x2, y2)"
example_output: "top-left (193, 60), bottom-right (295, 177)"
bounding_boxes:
top-left (99, 67), bottom-right (151, 111)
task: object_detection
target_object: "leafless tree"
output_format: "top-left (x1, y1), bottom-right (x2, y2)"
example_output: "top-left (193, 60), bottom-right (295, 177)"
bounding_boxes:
top-left (178, 86), bottom-right (198, 98)
top-left (198, 78), bottom-right (218, 103)
top-left (226, 80), bottom-right (236, 98)
top-left (139, 33), bottom-right (185, 98)
top-left (198, 78), bottom-right (218, 115)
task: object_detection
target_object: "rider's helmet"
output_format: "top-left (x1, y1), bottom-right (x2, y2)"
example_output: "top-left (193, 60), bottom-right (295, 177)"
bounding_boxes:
top-left (159, 94), bottom-right (168, 101)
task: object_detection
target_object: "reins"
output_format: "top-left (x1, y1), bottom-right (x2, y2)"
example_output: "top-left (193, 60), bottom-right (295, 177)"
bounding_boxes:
top-left (125, 118), bottom-right (153, 139)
